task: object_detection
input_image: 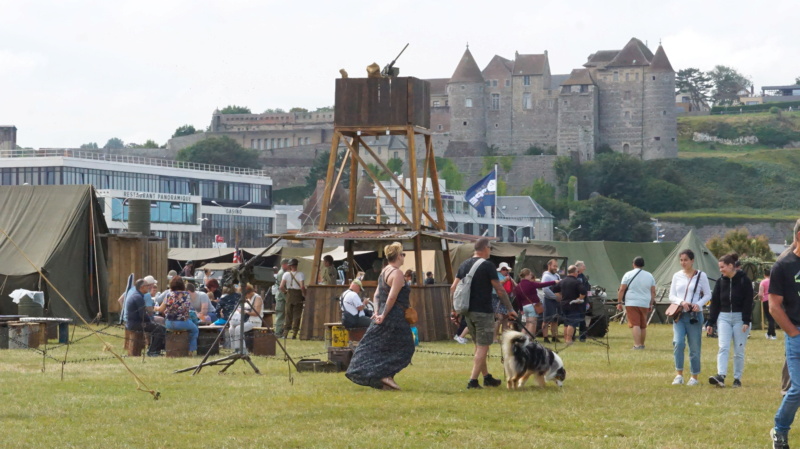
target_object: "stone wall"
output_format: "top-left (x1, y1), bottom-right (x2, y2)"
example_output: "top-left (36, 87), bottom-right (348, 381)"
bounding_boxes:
top-left (642, 69), bottom-right (678, 159)
top-left (661, 221), bottom-right (796, 245)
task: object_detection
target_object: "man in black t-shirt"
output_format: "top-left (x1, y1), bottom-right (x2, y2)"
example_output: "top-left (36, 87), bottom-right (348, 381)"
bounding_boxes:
top-left (451, 238), bottom-right (517, 389)
top-left (551, 265), bottom-right (587, 344)
top-left (771, 219), bottom-right (800, 448)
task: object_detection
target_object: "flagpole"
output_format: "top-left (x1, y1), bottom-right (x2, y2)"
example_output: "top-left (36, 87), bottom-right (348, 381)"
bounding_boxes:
top-left (494, 163), bottom-right (498, 241)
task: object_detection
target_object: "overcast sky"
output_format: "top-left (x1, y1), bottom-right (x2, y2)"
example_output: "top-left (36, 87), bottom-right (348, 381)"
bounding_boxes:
top-left (1, 0), bottom-right (797, 149)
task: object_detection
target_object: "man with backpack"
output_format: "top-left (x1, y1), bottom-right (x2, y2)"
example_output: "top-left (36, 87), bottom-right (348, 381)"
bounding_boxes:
top-left (451, 238), bottom-right (517, 389)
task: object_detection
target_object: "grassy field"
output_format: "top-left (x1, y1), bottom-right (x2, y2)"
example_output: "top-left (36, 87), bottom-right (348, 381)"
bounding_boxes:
top-left (0, 323), bottom-right (789, 448)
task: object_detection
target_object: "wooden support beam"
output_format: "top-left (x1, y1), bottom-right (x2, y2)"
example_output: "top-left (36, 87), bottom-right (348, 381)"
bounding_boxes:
top-left (330, 146), bottom-right (350, 203)
top-left (342, 138), bottom-right (412, 225)
top-left (355, 136), bottom-right (440, 227)
top-left (406, 126), bottom-right (424, 285)
top-left (312, 132), bottom-right (342, 285)
top-left (425, 135), bottom-right (453, 283)
top-left (348, 138), bottom-right (359, 222)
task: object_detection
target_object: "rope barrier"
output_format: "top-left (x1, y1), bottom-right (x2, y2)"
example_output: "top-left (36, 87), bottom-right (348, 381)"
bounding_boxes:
top-left (0, 227), bottom-right (160, 400)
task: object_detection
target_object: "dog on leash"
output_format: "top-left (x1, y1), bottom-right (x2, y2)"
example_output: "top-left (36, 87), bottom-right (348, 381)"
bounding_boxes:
top-left (501, 330), bottom-right (566, 389)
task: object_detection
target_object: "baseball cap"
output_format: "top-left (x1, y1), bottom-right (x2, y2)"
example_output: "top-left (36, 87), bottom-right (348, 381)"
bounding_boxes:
top-left (143, 275), bottom-right (158, 285)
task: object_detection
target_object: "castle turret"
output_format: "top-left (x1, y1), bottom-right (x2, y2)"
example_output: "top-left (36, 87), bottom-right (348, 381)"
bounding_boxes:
top-left (446, 47), bottom-right (487, 156)
top-left (643, 45), bottom-right (678, 159)
top-left (557, 69), bottom-right (598, 161)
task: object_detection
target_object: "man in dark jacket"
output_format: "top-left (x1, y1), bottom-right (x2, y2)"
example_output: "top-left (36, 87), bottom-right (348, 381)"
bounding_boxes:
top-left (551, 265), bottom-right (587, 344)
top-left (125, 278), bottom-right (166, 356)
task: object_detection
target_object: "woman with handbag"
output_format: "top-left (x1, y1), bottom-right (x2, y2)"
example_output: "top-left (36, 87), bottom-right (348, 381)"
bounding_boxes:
top-left (346, 242), bottom-right (414, 390)
top-left (668, 249), bottom-right (711, 386)
top-left (513, 268), bottom-right (558, 339)
top-left (707, 252), bottom-right (754, 388)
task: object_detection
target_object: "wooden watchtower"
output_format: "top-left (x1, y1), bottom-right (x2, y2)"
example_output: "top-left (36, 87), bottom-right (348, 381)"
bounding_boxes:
top-left (292, 75), bottom-right (480, 341)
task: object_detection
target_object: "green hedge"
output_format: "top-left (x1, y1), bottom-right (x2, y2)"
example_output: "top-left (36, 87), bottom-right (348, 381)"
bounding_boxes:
top-left (712, 100), bottom-right (800, 115)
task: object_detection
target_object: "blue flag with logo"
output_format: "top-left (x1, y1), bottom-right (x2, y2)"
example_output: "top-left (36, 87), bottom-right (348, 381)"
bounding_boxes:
top-left (464, 171), bottom-right (496, 216)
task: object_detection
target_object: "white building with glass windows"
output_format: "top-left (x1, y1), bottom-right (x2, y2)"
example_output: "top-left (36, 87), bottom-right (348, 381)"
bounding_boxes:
top-left (358, 177), bottom-right (553, 242)
top-left (0, 149), bottom-right (274, 248)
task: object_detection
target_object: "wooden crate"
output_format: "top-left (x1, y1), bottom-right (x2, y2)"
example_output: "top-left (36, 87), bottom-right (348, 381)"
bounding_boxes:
top-left (334, 77), bottom-right (430, 128)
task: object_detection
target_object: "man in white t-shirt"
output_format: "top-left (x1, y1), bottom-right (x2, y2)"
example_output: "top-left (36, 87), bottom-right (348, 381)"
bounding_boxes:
top-left (617, 256), bottom-right (656, 349)
top-left (341, 279), bottom-right (372, 329)
top-left (279, 258), bottom-right (306, 339)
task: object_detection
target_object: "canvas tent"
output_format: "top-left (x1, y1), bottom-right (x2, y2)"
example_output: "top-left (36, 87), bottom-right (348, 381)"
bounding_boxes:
top-left (450, 240), bottom-right (676, 300)
top-left (651, 229), bottom-right (720, 303)
top-left (0, 185), bottom-right (109, 320)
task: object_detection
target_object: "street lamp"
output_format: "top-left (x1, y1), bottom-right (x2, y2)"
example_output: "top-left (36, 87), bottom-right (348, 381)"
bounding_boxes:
top-left (212, 200), bottom-right (251, 246)
top-left (650, 218), bottom-right (665, 243)
top-left (554, 224), bottom-right (581, 242)
top-left (496, 224), bottom-right (534, 242)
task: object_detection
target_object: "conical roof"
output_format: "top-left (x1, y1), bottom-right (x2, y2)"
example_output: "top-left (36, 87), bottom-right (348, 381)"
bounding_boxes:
top-left (649, 45), bottom-right (674, 72)
top-left (651, 229), bottom-right (720, 300)
top-left (607, 37), bottom-right (651, 68)
top-left (449, 48), bottom-right (484, 83)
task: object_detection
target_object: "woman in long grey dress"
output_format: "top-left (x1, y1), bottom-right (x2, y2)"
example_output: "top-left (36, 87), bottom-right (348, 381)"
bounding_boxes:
top-left (346, 242), bottom-right (414, 390)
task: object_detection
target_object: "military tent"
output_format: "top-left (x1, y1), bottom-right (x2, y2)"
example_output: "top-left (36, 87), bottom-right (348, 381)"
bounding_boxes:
top-left (0, 185), bottom-right (109, 320)
top-left (651, 229), bottom-right (720, 303)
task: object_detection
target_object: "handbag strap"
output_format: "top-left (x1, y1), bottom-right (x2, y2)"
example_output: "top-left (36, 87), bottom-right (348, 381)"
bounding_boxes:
top-left (622, 269), bottom-right (643, 301)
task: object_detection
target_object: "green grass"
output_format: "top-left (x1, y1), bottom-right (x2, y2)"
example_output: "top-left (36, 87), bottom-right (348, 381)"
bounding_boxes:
top-left (0, 324), bottom-right (789, 448)
top-left (653, 208), bottom-right (798, 227)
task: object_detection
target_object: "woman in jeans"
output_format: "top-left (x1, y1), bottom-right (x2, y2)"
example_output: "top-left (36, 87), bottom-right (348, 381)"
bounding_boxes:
top-left (669, 249), bottom-right (711, 386)
top-left (707, 252), bottom-right (754, 388)
top-left (155, 276), bottom-right (199, 355)
top-left (512, 268), bottom-right (557, 339)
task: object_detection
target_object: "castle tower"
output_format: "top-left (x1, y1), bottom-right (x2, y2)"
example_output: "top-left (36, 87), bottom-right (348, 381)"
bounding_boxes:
top-left (643, 45), bottom-right (678, 159)
top-left (446, 47), bottom-right (487, 156)
top-left (557, 69), bottom-right (598, 161)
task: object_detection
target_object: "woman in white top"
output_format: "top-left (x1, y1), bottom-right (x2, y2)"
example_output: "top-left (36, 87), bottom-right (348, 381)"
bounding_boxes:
top-left (669, 249), bottom-right (711, 386)
top-left (228, 283), bottom-right (263, 354)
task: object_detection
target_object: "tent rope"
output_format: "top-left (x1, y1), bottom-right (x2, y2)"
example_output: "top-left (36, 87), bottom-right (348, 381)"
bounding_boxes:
top-left (0, 226), bottom-right (160, 400)
top-left (89, 193), bottom-right (103, 321)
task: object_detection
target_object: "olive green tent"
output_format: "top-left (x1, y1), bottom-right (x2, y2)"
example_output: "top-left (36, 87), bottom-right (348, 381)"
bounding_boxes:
top-left (449, 240), bottom-right (676, 300)
top-left (0, 185), bottom-right (109, 320)
top-left (651, 229), bottom-right (720, 303)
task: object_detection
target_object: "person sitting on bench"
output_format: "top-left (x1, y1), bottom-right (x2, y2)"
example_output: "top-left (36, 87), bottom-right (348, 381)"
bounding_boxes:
top-left (341, 280), bottom-right (372, 329)
top-left (126, 278), bottom-right (166, 356)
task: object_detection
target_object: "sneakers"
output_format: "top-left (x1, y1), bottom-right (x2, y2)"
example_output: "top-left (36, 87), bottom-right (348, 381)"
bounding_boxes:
top-left (771, 335), bottom-right (778, 340)
top-left (467, 379), bottom-right (482, 389)
top-left (483, 374), bottom-right (502, 387)
top-left (771, 428), bottom-right (789, 449)
top-left (767, 332), bottom-right (772, 340)
top-left (672, 375), bottom-right (684, 385)
top-left (709, 374), bottom-right (726, 387)
top-left (732, 379), bottom-right (742, 388)
top-left (453, 335), bottom-right (467, 344)
top-left (633, 345), bottom-right (645, 350)
top-left (543, 337), bottom-right (551, 343)
top-left (687, 378), bottom-right (700, 386)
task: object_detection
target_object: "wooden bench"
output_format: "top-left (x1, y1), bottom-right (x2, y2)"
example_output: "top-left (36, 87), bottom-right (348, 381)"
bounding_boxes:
top-left (166, 330), bottom-right (190, 357)
top-left (125, 329), bottom-right (146, 356)
top-left (251, 327), bottom-right (276, 356)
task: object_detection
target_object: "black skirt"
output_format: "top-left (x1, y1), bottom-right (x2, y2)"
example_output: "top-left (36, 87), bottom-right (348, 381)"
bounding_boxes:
top-left (345, 305), bottom-right (415, 389)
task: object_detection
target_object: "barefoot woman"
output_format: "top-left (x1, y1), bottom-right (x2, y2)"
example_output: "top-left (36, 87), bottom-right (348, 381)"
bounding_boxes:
top-left (346, 242), bottom-right (414, 390)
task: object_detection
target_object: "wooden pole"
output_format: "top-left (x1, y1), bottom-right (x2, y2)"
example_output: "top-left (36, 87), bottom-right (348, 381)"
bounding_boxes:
top-left (344, 139), bottom-right (412, 224)
top-left (312, 131), bottom-right (342, 286)
top-left (407, 126), bottom-right (424, 286)
top-left (348, 138), bottom-right (359, 223)
top-left (426, 135), bottom-right (453, 282)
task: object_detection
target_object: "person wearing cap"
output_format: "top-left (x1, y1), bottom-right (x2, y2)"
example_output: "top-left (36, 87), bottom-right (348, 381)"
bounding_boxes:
top-left (279, 258), bottom-right (306, 339)
top-left (492, 262), bottom-right (516, 343)
top-left (272, 258), bottom-right (290, 336)
top-left (125, 278), bottom-right (166, 356)
top-left (182, 261), bottom-right (194, 278)
top-left (341, 279), bottom-right (372, 329)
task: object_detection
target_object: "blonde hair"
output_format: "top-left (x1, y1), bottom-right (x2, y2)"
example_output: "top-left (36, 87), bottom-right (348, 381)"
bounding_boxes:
top-left (385, 242), bottom-right (403, 262)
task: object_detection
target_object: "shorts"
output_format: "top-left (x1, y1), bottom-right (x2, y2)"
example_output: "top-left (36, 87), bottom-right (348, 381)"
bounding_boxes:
top-left (626, 306), bottom-right (650, 329)
top-left (563, 312), bottom-right (583, 328)
top-left (543, 298), bottom-right (561, 323)
top-left (464, 311), bottom-right (495, 346)
top-left (522, 304), bottom-right (539, 319)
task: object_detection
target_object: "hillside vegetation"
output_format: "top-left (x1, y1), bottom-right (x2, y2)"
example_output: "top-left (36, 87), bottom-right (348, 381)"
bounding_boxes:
top-left (677, 110), bottom-right (800, 154)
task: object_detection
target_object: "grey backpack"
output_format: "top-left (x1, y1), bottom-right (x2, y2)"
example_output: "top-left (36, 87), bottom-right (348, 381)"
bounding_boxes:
top-left (453, 259), bottom-right (484, 314)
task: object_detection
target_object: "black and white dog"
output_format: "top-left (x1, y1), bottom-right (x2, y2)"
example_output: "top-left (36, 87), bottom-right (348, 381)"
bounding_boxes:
top-left (501, 330), bottom-right (566, 389)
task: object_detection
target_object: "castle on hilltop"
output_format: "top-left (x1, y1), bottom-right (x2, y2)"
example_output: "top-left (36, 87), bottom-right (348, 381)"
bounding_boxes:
top-left (430, 37), bottom-right (677, 161)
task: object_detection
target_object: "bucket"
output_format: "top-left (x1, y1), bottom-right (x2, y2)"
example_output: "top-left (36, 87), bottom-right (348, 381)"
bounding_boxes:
top-left (17, 293), bottom-right (44, 317)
